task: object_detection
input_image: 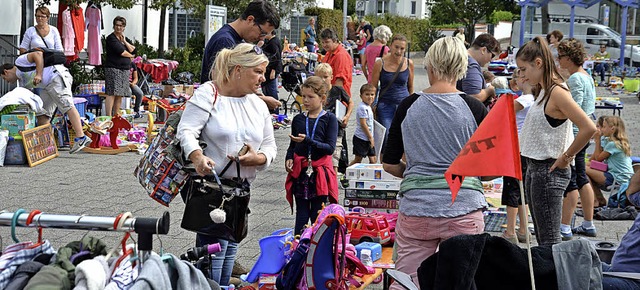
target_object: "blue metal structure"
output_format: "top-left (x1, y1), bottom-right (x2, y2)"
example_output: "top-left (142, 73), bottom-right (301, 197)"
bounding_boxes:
top-left (516, 0), bottom-right (640, 67)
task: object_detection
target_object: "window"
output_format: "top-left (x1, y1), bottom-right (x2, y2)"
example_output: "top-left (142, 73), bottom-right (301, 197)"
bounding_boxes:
top-left (411, 1), bottom-right (416, 15)
top-left (586, 28), bottom-right (600, 44)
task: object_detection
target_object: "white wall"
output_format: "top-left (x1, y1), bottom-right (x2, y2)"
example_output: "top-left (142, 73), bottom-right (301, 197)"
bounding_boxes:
top-left (1, 1), bottom-right (22, 35)
top-left (44, 1), bottom-right (169, 50)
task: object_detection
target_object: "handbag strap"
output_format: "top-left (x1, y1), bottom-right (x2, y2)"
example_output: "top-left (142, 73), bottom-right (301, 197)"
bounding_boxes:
top-left (378, 46), bottom-right (385, 58)
top-left (35, 27), bottom-right (50, 49)
top-left (378, 57), bottom-right (405, 99)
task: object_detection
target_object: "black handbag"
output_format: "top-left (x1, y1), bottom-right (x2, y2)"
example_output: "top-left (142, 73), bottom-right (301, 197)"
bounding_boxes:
top-left (180, 159), bottom-right (251, 243)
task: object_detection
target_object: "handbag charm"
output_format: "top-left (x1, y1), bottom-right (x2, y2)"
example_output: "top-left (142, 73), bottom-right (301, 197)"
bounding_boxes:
top-left (208, 170), bottom-right (233, 224)
top-left (304, 110), bottom-right (325, 178)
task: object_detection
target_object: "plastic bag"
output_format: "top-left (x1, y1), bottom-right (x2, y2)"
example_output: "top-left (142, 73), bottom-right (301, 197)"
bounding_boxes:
top-left (0, 130), bottom-right (8, 166)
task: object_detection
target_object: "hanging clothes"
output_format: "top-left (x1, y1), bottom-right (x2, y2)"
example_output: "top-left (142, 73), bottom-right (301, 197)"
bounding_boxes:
top-left (70, 6), bottom-right (86, 60)
top-left (0, 241), bottom-right (56, 289)
top-left (85, 5), bottom-right (103, 66)
top-left (61, 9), bottom-right (76, 57)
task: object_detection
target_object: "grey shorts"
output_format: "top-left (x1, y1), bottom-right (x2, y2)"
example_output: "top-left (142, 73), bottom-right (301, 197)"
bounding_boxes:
top-left (38, 70), bottom-right (75, 117)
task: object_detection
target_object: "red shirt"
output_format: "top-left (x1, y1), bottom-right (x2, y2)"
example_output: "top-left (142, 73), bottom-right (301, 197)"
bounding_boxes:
top-left (323, 44), bottom-right (353, 96)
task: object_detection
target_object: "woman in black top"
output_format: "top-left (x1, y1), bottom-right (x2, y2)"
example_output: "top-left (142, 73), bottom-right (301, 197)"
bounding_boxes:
top-left (104, 16), bottom-right (135, 116)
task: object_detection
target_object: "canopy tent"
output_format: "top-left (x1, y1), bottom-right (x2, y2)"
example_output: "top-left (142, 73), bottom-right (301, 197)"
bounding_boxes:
top-left (517, 0), bottom-right (639, 68)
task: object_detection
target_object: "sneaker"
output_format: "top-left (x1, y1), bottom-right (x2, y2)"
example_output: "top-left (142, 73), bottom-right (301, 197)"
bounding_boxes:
top-left (70, 136), bottom-right (92, 154)
top-left (561, 231), bottom-right (573, 241)
top-left (134, 112), bottom-right (142, 119)
top-left (572, 225), bottom-right (597, 237)
top-left (502, 232), bottom-right (519, 244)
top-left (516, 231), bottom-right (531, 243)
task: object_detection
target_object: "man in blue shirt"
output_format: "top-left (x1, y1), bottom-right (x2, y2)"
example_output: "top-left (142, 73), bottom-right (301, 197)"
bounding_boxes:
top-left (456, 34), bottom-right (500, 106)
top-left (602, 170), bottom-right (640, 289)
top-left (200, 0), bottom-right (280, 109)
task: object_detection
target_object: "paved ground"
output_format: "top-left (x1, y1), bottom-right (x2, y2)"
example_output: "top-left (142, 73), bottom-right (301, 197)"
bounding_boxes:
top-left (1, 59), bottom-right (639, 287)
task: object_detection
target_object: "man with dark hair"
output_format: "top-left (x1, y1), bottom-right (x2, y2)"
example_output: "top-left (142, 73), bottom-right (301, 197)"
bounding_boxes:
top-left (320, 28), bottom-right (353, 96)
top-left (200, 0), bottom-right (281, 109)
top-left (456, 33), bottom-right (501, 104)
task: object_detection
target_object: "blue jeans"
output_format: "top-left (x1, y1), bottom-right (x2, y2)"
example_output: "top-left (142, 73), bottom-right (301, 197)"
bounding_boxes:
top-left (196, 234), bottom-right (238, 286)
top-left (601, 262), bottom-right (640, 289)
top-left (131, 84), bottom-right (144, 113)
top-left (294, 195), bottom-right (328, 235)
top-left (595, 63), bottom-right (609, 82)
top-left (306, 44), bottom-right (316, 71)
top-left (375, 101), bottom-right (399, 145)
top-left (524, 158), bottom-right (571, 246)
top-left (261, 78), bottom-right (279, 114)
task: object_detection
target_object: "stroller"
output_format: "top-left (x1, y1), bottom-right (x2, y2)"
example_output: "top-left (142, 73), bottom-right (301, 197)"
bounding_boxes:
top-left (279, 60), bottom-right (307, 116)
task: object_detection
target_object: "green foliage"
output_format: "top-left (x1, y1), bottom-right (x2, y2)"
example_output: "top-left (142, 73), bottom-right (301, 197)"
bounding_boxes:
top-left (362, 15), bottom-right (442, 52)
top-left (166, 33), bottom-right (205, 76)
top-left (305, 7), bottom-right (345, 40)
top-left (433, 23), bottom-right (464, 29)
top-left (68, 60), bottom-right (97, 92)
top-left (131, 39), bottom-right (159, 59)
top-left (429, 0), bottom-right (501, 40)
top-left (488, 10), bottom-right (514, 24)
top-left (333, 0), bottom-right (356, 16)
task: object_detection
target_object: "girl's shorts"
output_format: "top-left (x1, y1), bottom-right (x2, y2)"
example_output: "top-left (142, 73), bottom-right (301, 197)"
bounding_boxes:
top-left (601, 171), bottom-right (615, 190)
top-left (358, 48), bottom-right (366, 55)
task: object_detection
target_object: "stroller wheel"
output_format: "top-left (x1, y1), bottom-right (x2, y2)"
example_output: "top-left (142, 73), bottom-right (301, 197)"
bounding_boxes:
top-left (290, 101), bottom-right (302, 116)
top-left (279, 99), bottom-right (288, 116)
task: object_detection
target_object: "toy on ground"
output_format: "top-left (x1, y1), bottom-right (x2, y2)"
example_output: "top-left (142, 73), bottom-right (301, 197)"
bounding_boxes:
top-left (85, 115), bottom-right (136, 154)
top-left (242, 228), bottom-right (294, 283)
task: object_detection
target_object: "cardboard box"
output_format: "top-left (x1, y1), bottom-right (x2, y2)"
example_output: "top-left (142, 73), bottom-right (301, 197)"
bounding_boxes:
top-left (258, 274), bottom-right (278, 290)
top-left (343, 198), bottom-right (398, 209)
top-left (182, 85), bottom-right (194, 96)
top-left (163, 84), bottom-right (183, 96)
top-left (1, 112), bottom-right (36, 138)
top-left (346, 163), bottom-right (402, 181)
top-left (344, 189), bottom-right (398, 200)
top-left (348, 179), bottom-right (401, 191)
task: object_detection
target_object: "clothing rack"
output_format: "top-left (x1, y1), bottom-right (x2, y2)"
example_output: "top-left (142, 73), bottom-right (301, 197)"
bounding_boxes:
top-left (0, 210), bottom-right (170, 264)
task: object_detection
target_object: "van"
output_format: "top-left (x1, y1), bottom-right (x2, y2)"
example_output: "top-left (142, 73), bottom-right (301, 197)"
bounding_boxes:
top-left (510, 20), bottom-right (640, 66)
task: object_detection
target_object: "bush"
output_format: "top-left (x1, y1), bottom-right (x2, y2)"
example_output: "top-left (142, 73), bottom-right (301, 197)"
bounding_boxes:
top-left (167, 33), bottom-right (205, 76)
top-left (488, 11), bottom-right (514, 24)
top-left (305, 7), bottom-right (344, 40)
top-left (363, 15), bottom-right (443, 51)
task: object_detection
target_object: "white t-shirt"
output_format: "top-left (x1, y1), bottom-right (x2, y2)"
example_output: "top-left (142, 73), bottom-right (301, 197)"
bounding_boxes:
top-left (176, 82), bottom-right (277, 182)
top-left (14, 54), bottom-right (59, 89)
top-left (354, 102), bottom-right (374, 141)
top-left (20, 26), bottom-right (63, 51)
top-left (515, 94), bottom-right (534, 134)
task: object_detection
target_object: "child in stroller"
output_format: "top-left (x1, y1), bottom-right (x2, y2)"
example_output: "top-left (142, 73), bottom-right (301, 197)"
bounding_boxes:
top-left (279, 60), bottom-right (307, 116)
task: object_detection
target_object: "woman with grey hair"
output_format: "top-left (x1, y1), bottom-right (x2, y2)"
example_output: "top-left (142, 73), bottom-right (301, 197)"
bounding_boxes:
top-left (363, 25), bottom-right (392, 82)
top-left (382, 37), bottom-right (488, 288)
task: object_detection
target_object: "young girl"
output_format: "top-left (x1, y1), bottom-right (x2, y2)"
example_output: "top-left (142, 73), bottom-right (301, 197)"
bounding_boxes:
top-left (516, 36), bottom-right (596, 246)
top-left (587, 116), bottom-right (634, 204)
top-left (285, 76), bottom-right (339, 235)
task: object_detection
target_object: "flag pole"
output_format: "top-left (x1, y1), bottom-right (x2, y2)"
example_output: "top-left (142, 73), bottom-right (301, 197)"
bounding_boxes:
top-left (518, 179), bottom-right (536, 290)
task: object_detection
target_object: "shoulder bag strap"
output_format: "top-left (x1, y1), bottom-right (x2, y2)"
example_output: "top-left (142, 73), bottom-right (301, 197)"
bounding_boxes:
top-left (34, 27), bottom-right (50, 49)
top-left (378, 46), bottom-right (385, 58)
top-left (378, 57), bottom-right (404, 99)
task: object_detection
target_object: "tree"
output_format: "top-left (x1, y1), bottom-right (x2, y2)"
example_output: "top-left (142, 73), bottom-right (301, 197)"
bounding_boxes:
top-left (429, 0), bottom-right (502, 42)
top-left (333, 0), bottom-right (356, 16)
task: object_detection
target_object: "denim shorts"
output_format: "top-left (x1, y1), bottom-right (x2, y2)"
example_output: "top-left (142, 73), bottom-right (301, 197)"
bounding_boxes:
top-left (601, 171), bottom-right (615, 189)
top-left (565, 144), bottom-right (590, 194)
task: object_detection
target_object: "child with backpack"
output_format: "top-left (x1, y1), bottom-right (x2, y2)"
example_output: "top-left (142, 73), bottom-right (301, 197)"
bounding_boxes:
top-left (285, 76), bottom-right (339, 235)
top-left (587, 116), bottom-right (634, 207)
top-left (350, 83), bottom-right (377, 165)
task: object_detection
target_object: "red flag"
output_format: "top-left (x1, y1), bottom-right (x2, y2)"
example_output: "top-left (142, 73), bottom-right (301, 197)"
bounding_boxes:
top-left (445, 94), bottom-right (522, 203)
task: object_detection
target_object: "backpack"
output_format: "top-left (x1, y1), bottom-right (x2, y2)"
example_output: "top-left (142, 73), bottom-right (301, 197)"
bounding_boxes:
top-left (277, 204), bottom-right (371, 290)
top-left (16, 47), bottom-right (66, 72)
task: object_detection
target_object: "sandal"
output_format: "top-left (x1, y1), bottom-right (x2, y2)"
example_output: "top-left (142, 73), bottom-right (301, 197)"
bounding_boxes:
top-left (501, 232), bottom-right (518, 244)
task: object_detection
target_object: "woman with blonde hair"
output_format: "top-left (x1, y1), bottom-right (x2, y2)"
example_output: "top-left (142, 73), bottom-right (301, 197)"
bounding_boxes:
top-left (177, 43), bottom-right (277, 286)
top-left (382, 37), bottom-right (488, 288)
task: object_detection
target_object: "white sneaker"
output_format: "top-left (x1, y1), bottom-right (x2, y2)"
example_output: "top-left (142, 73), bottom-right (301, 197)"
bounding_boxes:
top-left (70, 136), bottom-right (92, 154)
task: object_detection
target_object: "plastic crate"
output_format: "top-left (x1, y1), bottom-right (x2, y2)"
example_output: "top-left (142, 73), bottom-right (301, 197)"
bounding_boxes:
top-left (73, 97), bottom-right (88, 117)
top-left (76, 94), bottom-right (101, 106)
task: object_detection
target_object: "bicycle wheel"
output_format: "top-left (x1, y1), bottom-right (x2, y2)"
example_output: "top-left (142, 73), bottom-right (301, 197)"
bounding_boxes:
top-left (279, 99), bottom-right (288, 116)
top-left (290, 101), bottom-right (302, 115)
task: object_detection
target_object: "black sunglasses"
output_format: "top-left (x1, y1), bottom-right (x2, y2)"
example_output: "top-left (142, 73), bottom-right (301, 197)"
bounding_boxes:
top-left (484, 46), bottom-right (497, 59)
top-left (255, 23), bottom-right (268, 37)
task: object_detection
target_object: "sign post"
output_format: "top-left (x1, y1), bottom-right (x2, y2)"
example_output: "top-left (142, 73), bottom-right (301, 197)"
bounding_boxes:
top-left (205, 5), bottom-right (227, 48)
